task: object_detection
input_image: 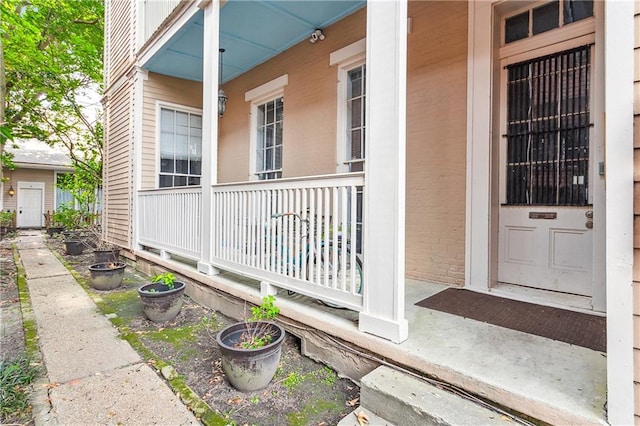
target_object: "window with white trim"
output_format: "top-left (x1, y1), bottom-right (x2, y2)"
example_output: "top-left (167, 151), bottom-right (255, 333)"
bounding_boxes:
top-left (255, 97), bottom-right (284, 180)
top-left (331, 40), bottom-right (366, 253)
top-left (504, 0), bottom-right (593, 45)
top-left (346, 64), bottom-right (366, 172)
top-left (158, 106), bottom-right (202, 188)
top-left (331, 39), bottom-right (366, 174)
top-left (246, 75), bottom-right (288, 181)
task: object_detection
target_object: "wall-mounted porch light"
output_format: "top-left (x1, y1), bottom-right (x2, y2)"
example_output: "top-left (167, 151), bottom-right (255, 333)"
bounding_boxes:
top-left (218, 48), bottom-right (228, 117)
top-left (7, 185), bottom-right (15, 197)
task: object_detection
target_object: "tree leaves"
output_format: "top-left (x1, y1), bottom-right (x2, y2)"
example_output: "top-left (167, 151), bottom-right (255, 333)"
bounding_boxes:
top-left (1, 0), bottom-right (104, 199)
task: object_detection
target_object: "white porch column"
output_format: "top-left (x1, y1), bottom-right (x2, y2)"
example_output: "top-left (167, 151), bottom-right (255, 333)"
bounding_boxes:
top-left (132, 67), bottom-right (148, 251)
top-left (604, 1), bottom-right (634, 423)
top-left (197, 0), bottom-right (220, 275)
top-left (359, 0), bottom-right (408, 343)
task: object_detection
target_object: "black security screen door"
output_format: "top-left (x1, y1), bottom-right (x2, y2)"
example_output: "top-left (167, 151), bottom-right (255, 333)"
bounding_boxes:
top-left (505, 45), bottom-right (591, 206)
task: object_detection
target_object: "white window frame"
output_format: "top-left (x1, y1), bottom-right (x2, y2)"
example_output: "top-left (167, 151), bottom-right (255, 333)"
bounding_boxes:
top-left (331, 39), bottom-right (366, 173)
top-left (245, 75), bottom-right (288, 181)
top-left (155, 101), bottom-right (203, 188)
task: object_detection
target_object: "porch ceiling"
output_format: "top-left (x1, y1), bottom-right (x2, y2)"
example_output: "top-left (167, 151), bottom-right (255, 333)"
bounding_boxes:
top-left (143, 0), bottom-right (365, 83)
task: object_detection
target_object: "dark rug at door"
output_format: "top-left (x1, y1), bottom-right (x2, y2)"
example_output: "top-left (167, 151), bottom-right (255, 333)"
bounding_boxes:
top-left (415, 289), bottom-right (606, 352)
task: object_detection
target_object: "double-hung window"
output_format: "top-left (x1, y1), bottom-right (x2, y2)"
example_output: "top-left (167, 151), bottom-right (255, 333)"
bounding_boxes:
top-left (331, 40), bottom-right (366, 253)
top-left (346, 64), bottom-right (366, 172)
top-left (246, 75), bottom-right (288, 181)
top-left (158, 106), bottom-right (202, 188)
top-left (255, 97), bottom-right (284, 180)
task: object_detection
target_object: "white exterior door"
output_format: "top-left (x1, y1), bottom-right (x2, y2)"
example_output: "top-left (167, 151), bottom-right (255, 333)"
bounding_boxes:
top-left (497, 45), bottom-right (597, 297)
top-left (498, 207), bottom-right (592, 295)
top-left (17, 182), bottom-right (44, 228)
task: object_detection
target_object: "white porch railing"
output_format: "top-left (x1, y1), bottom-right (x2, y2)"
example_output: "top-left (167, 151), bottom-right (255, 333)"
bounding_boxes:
top-left (142, 0), bottom-right (182, 42)
top-left (138, 187), bottom-right (202, 260)
top-left (209, 173), bottom-right (364, 311)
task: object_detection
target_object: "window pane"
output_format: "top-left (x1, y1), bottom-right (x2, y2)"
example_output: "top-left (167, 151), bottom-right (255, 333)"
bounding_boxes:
top-left (505, 11), bottom-right (529, 44)
top-left (188, 176), bottom-right (201, 186)
top-left (190, 159), bottom-right (202, 175)
top-left (533, 1), bottom-right (559, 35)
top-left (159, 175), bottom-right (173, 188)
top-left (160, 158), bottom-right (174, 173)
top-left (350, 129), bottom-right (362, 160)
top-left (258, 105), bottom-right (266, 126)
top-left (276, 98), bottom-right (284, 121)
top-left (275, 146), bottom-right (282, 170)
top-left (174, 176), bottom-right (187, 187)
top-left (265, 125), bottom-right (274, 148)
top-left (348, 69), bottom-right (362, 98)
top-left (266, 101), bottom-right (275, 124)
top-left (564, 0), bottom-right (593, 24)
top-left (160, 108), bottom-right (174, 131)
top-left (275, 122), bottom-right (283, 148)
top-left (265, 147), bottom-right (273, 170)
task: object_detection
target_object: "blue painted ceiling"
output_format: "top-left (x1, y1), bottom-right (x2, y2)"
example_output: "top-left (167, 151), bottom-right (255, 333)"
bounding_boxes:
top-left (143, 0), bottom-right (365, 83)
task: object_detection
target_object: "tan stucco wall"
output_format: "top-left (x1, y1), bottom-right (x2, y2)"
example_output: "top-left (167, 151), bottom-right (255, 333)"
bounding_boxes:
top-left (215, 2), bottom-right (468, 285)
top-left (217, 7), bottom-right (366, 182)
top-left (2, 168), bottom-right (56, 216)
top-left (405, 1), bottom-right (467, 284)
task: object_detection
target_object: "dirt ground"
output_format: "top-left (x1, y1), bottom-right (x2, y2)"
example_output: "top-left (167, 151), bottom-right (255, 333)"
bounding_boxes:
top-left (1, 232), bottom-right (361, 426)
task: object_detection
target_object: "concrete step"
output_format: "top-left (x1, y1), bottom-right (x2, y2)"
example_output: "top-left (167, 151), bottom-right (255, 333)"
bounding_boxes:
top-left (337, 407), bottom-right (395, 426)
top-left (357, 366), bottom-right (516, 426)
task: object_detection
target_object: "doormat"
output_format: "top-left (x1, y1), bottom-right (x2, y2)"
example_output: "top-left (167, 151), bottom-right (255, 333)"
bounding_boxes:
top-left (415, 289), bottom-right (606, 352)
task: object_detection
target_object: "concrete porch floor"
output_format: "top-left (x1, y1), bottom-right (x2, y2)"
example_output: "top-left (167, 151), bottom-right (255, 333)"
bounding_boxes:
top-left (135, 251), bottom-right (608, 425)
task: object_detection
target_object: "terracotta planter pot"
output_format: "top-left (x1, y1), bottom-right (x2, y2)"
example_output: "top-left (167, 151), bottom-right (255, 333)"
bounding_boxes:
top-left (216, 321), bottom-right (285, 392)
top-left (89, 262), bottom-right (126, 290)
top-left (138, 281), bottom-right (186, 323)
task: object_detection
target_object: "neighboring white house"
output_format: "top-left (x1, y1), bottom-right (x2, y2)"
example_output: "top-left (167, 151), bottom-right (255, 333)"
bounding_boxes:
top-left (1, 140), bottom-right (74, 227)
top-left (102, 1), bottom-right (637, 424)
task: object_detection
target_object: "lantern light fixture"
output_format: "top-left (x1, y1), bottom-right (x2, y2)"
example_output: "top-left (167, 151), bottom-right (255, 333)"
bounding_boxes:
top-left (7, 185), bottom-right (15, 197)
top-left (218, 48), bottom-right (227, 117)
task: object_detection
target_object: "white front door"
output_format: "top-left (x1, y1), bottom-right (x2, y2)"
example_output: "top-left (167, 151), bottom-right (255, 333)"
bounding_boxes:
top-left (17, 182), bottom-right (44, 228)
top-left (497, 45), bottom-right (597, 297)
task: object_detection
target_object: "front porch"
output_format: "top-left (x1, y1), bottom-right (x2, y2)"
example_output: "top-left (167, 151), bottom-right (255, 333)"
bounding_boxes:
top-left (131, 246), bottom-right (607, 425)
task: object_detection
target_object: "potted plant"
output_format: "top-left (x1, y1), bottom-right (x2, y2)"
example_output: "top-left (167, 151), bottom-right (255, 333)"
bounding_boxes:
top-left (0, 211), bottom-right (15, 240)
top-left (138, 272), bottom-right (186, 323)
top-left (216, 295), bottom-right (286, 392)
top-left (84, 225), bottom-right (121, 263)
top-left (88, 261), bottom-right (127, 290)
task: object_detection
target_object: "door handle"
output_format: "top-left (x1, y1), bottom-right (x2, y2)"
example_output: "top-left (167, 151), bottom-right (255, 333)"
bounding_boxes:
top-left (585, 220), bottom-right (593, 229)
top-left (585, 210), bottom-right (593, 219)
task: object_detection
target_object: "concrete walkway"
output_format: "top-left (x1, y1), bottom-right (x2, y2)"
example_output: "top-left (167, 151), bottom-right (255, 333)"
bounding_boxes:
top-left (15, 231), bottom-right (198, 425)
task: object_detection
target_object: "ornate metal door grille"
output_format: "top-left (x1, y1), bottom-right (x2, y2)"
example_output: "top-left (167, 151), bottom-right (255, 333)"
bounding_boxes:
top-left (505, 45), bottom-right (591, 206)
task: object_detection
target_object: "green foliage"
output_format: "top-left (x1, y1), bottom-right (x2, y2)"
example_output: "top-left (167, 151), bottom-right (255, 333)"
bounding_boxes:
top-left (52, 203), bottom-right (85, 229)
top-left (152, 272), bottom-right (176, 290)
top-left (2, 0), bottom-right (104, 196)
top-left (248, 295), bottom-right (280, 322)
top-left (0, 354), bottom-right (40, 423)
top-left (282, 372), bottom-right (304, 390)
top-left (0, 211), bottom-right (15, 227)
top-left (239, 296), bottom-right (280, 349)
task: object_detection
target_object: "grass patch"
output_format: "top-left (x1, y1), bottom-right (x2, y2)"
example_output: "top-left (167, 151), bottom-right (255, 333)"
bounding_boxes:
top-left (0, 354), bottom-right (40, 424)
